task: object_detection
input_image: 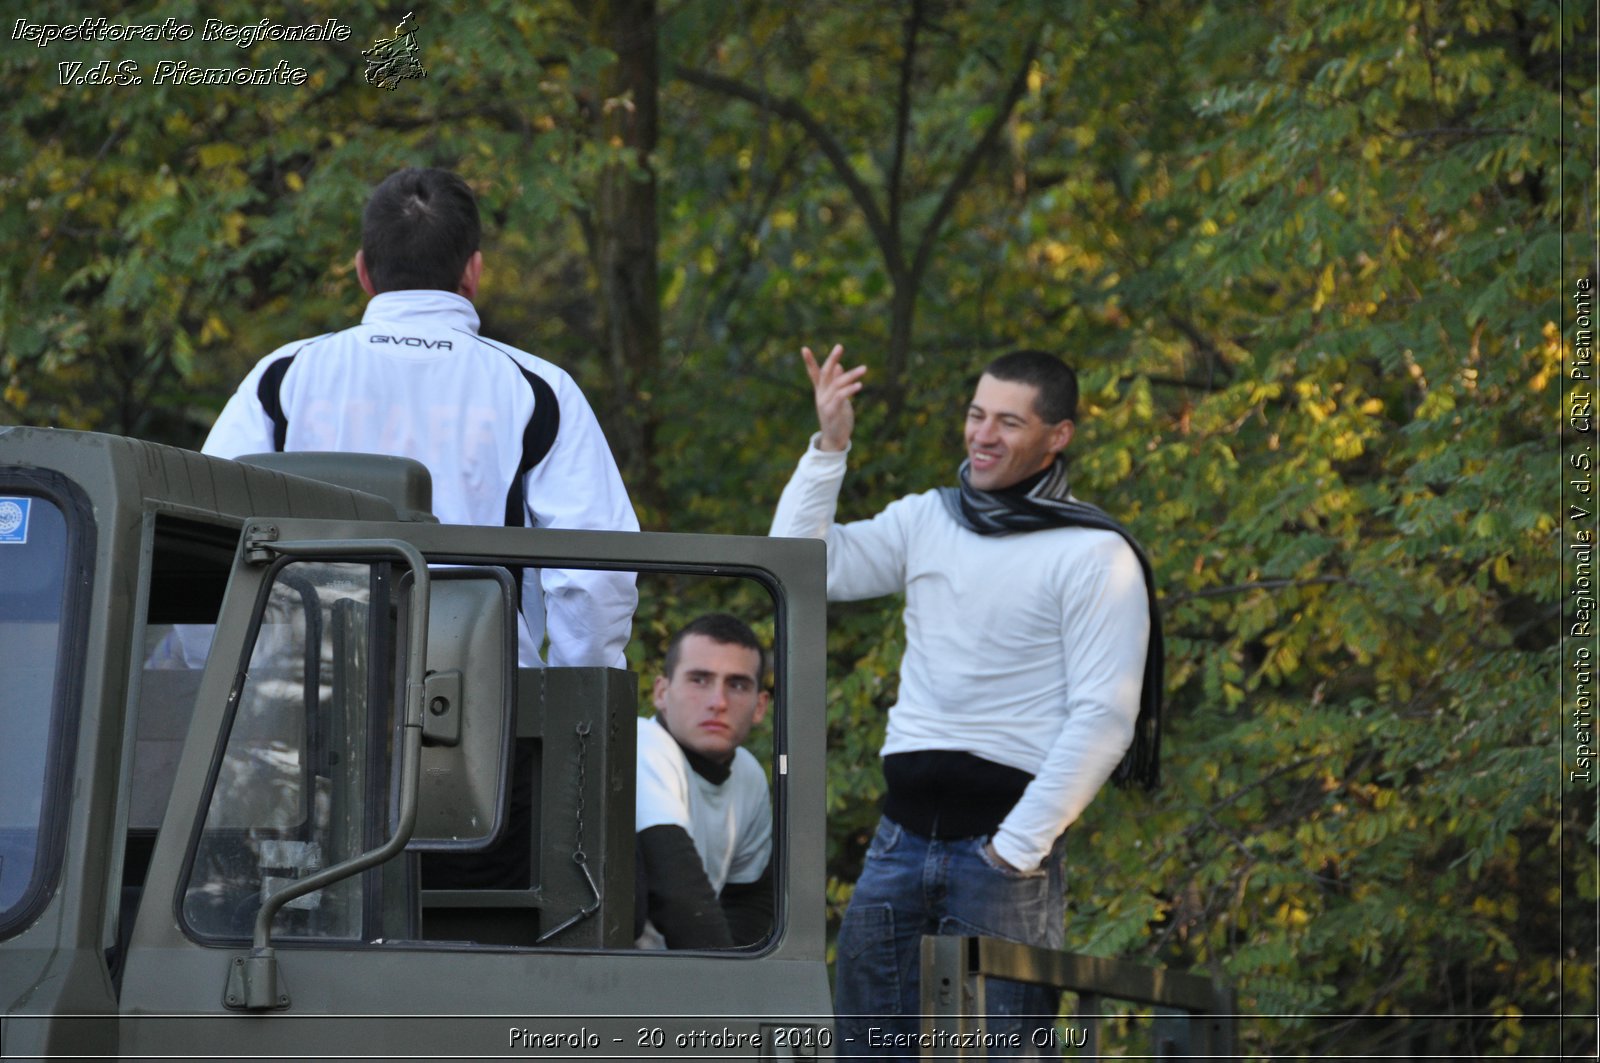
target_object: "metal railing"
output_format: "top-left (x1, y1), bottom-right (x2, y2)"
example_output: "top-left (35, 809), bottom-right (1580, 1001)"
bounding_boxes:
top-left (920, 935), bottom-right (1235, 1058)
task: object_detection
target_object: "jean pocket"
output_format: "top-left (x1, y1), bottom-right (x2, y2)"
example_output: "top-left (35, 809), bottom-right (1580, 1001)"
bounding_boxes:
top-left (833, 902), bottom-right (906, 1018)
top-left (975, 836), bottom-right (1047, 880)
top-left (865, 817), bottom-right (903, 860)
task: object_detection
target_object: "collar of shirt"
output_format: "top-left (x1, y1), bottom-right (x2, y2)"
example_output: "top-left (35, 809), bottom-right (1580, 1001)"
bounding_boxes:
top-left (362, 289), bottom-right (481, 335)
top-left (655, 715), bottom-right (733, 786)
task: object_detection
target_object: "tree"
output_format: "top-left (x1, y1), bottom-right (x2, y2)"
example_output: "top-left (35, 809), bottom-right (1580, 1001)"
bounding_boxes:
top-left (670, 0), bottom-right (1045, 421)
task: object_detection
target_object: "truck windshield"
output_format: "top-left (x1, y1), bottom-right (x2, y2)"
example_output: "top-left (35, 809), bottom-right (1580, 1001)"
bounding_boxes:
top-left (0, 494), bottom-right (75, 936)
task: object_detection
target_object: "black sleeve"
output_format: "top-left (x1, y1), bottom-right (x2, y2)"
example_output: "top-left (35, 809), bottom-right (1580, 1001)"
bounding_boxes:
top-left (718, 859), bottom-right (774, 948)
top-left (636, 824), bottom-right (734, 949)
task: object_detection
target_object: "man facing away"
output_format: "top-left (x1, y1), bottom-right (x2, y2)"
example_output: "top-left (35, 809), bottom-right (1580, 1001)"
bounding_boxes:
top-left (635, 613), bottom-right (775, 950)
top-left (203, 166), bottom-right (638, 669)
top-left (770, 346), bottom-right (1162, 1056)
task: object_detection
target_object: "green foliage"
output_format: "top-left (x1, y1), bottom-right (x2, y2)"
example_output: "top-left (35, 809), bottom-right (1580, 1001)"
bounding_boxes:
top-left (1, 0), bottom-right (1590, 1054)
top-left (0, 1), bottom-right (624, 440)
top-left (658, 0), bottom-right (1588, 1054)
top-left (1048, 1), bottom-right (1581, 1054)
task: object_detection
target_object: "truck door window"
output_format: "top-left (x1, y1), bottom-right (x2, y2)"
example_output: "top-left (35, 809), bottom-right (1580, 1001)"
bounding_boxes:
top-left (420, 570), bottom-right (783, 954)
top-left (0, 491), bottom-right (89, 940)
top-left (134, 516), bottom-right (240, 831)
top-left (624, 574), bottom-right (781, 955)
top-left (109, 516), bottom-right (242, 977)
top-left (182, 560), bottom-right (396, 944)
top-left (179, 559), bottom-right (784, 956)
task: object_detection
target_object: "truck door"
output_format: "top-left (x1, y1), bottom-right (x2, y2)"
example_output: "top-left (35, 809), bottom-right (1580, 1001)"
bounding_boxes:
top-left (117, 517), bottom-right (833, 1059)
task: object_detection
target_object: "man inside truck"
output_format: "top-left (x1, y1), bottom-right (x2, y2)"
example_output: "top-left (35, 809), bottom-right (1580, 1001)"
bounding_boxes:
top-left (202, 166), bottom-right (638, 670)
top-left (634, 613), bottom-right (774, 949)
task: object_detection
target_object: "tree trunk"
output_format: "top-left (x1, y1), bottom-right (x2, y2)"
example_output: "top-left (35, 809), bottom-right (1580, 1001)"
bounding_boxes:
top-left (885, 278), bottom-right (917, 424)
top-left (591, 0), bottom-right (662, 514)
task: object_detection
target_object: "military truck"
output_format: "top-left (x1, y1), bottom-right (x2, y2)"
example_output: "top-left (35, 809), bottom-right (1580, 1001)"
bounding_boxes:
top-left (2, 426), bottom-right (1239, 1061)
top-left (0, 427), bottom-right (835, 1059)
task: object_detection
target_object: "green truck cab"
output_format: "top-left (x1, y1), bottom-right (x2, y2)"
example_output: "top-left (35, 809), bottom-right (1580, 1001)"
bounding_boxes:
top-left (0, 427), bottom-right (834, 1059)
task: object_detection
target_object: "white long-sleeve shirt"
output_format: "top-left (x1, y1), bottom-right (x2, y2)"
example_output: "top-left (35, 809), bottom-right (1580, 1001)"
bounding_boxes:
top-left (204, 289), bottom-right (639, 668)
top-left (770, 436), bottom-right (1147, 870)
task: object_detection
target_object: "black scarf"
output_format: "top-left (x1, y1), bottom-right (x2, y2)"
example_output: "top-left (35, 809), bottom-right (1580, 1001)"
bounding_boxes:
top-left (939, 457), bottom-right (1163, 790)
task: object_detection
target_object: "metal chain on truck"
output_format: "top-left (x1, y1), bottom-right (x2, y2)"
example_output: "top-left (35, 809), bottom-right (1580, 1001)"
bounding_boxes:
top-left (536, 721), bottom-right (602, 942)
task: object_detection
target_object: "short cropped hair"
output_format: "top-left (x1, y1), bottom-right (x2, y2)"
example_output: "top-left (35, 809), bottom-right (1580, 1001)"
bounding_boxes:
top-left (662, 613), bottom-right (766, 682)
top-left (983, 349), bottom-right (1078, 424)
top-left (360, 168), bottom-right (481, 293)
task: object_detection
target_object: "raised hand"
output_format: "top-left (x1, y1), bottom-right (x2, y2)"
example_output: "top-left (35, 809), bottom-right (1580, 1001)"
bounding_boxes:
top-left (802, 345), bottom-right (866, 453)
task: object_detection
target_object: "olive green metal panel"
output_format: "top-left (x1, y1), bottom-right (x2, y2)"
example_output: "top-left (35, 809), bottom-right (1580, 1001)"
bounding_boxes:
top-left (236, 450), bottom-right (436, 522)
top-left (110, 515), bottom-right (831, 1054)
top-left (0, 429), bottom-right (408, 1059)
top-left (419, 667), bottom-right (638, 949)
top-left (0, 428), bottom-right (404, 529)
top-left (921, 934), bottom-right (980, 1054)
top-left (528, 667), bottom-right (638, 949)
top-left (918, 933), bottom-right (1236, 1058)
top-left (967, 935), bottom-right (1222, 1012)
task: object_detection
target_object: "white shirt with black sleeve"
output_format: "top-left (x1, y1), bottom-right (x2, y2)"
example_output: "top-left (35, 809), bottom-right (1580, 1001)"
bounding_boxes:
top-left (202, 289), bottom-right (639, 668)
top-left (634, 716), bottom-right (772, 950)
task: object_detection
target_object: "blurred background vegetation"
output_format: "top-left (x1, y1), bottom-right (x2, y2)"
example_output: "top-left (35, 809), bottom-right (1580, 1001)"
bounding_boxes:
top-left (1, 0), bottom-right (1593, 1054)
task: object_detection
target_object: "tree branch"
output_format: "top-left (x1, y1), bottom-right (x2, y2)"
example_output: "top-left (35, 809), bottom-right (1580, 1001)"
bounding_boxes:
top-left (1115, 371), bottom-right (1233, 393)
top-left (1166, 575), bottom-right (1362, 604)
top-left (906, 25), bottom-right (1040, 286)
top-left (694, 142), bottom-right (805, 345)
top-left (671, 63), bottom-right (906, 277)
top-left (887, 0), bottom-right (926, 238)
top-left (1166, 311), bottom-right (1237, 385)
top-left (1394, 125), bottom-right (1534, 140)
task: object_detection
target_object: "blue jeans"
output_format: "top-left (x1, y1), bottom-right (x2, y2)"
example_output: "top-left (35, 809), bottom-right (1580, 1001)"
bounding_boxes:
top-left (833, 817), bottom-right (1066, 1061)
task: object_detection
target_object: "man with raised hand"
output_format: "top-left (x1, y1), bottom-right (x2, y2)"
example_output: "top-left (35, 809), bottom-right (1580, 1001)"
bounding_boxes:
top-left (771, 345), bottom-right (1162, 1056)
top-left (635, 613), bottom-right (774, 950)
top-left (204, 166), bottom-right (638, 669)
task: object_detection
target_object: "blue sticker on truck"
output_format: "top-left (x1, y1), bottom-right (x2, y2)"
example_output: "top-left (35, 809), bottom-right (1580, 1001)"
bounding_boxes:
top-left (0, 497), bottom-right (31, 544)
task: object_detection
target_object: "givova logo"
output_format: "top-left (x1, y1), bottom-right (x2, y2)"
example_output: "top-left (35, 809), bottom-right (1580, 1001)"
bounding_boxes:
top-left (370, 335), bottom-right (454, 350)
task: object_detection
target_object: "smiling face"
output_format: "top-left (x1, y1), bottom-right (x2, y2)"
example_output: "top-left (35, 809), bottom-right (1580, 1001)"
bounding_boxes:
top-left (964, 373), bottom-right (1076, 491)
top-left (653, 633), bottom-right (769, 764)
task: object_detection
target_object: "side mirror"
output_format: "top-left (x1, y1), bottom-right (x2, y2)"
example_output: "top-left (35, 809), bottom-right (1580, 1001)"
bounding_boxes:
top-left (406, 568), bottom-right (516, 851)
top-left (211, 548), bottom-right (520, 1006)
